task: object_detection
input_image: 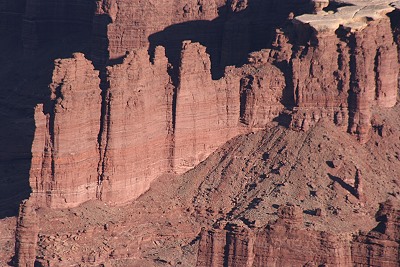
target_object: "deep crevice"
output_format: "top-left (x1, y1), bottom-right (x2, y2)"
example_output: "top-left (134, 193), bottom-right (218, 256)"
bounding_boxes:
top-left (95, 68), bottom-right (111, 200)
top-left (374, 48), bottom-right (381, 100)
top-left (336, 26), bottom-right (359, 134)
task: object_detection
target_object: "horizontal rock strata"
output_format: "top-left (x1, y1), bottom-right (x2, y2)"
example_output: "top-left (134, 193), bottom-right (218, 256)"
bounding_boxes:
top-left (29, 53), bottom-right (101, 208)
top-left (97, 47), bottom-right (173, 204)
top-left (197, 202), bottom-right (400, 266)
top-left (273, 1), bottom-right (400, 142)
top-left (26, 1), bottom-right (399, 209)
top-left (14, 200), bottom-right (39, 267)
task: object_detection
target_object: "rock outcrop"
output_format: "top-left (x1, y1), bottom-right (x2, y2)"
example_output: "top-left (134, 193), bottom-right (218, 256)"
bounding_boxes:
top-left (197, 202), bottom-right (400, 266)
top-left (1, 0), bottom-right (399, 266)
top-left (29, 53), bottom-right (101, 208)
top-left (28, 0), bottom-right (400, 207)
top-left (197, 204), bottom-right (353, 267)
top-left (274, 1), bottom-right (400, 142)
top-left (173, 42), bottom-right (241, 172)
top-left (14, 200), bottom-right (39, 267)
top-left (174, 42), bottom-right (286, 172)
top-left (352, 200), bottom-right (400, 266)
top-left (92, 0), bottom-right (224, 66)
top-left (28, 41), bottom-right (287, 207)
top-left (97, 47), bottom-right (173, 204)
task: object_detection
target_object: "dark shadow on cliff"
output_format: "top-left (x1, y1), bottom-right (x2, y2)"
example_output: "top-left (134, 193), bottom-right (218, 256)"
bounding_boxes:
top-left (149, 19), bottom-right (226, 81)
top-left (148, 0), bottom-right (311, 82)
top-left (0, 3), bottom-right (96, 218)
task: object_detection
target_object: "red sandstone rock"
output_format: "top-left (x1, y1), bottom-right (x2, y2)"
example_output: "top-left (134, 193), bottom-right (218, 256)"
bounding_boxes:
top-left (197, 217), bottom-right (354, 266)
top-left (174, 41), bottom-right (241, 172)
top-left (279, 14), bottom-right (399, 143)
top-left (352, 200), bottom-right (400, 266)
top-left (14, 200), bottom-right (39, 267)
top-left (92, 0), bottom-right (223, 65)
top-left (28, 9), bottom-right (400, 205)
top-left (29, 53), bottom-right (101, 208)
top-left (197, 201), bottom-right (400, 267)
top-left (97, 47), bottom-right (173, 204)
top-left (1, 1), bottom-right (399, 265)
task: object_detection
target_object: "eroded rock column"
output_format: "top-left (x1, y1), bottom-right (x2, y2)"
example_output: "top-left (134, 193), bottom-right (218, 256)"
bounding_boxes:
top-left (29, 53), bottom-right (101, 208)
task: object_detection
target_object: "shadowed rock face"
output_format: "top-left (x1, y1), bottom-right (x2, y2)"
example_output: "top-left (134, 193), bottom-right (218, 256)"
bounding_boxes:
top-left (0, 0), bottom-right (399, 266)
top-left (23, 0), bottom-right (400, 213)
top-left (22, 0), bottom-right (96, 52)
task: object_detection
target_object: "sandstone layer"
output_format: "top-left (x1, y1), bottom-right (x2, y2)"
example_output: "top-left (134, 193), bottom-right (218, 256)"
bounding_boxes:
top-left (31, 41), bottom-right (287, 207)
top-left (0, 0), bottom-right (399, 266)
top-left (13, 115), bottom-right (400, 265)
top-left (288, 0), bottom-right (399, 142)
top-left (92, 0), bottom-right (224, 66)
top-left (29, 53), bottom-right (101, 208)
top-left (197, 201), bottom-right (400, 267)
top-left (97, 46), bottom-right (173, 204)
top-left (14, 200), bottom-right (39, 267)
top-left (26, 0), bottom-right (400, 208)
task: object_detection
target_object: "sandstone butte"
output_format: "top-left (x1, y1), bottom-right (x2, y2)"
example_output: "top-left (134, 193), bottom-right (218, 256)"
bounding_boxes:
top-left (0, 0), bottom-right (399, 266)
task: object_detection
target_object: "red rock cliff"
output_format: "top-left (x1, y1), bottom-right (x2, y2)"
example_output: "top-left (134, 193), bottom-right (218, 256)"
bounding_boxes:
top-left (269, 3), bottom-right (400, 142)
top-left (197, 204), bottom-right (353, 267)
top-left (29, 41), bottom-right (287, 207)
top-left (197, 202), bottom-right (400, 267)
top-left (29, 53), bottom-right (101, 208)
top-left (97, 47), bottom-right (173, 204)
top-left (27, 1), bottom-right (399, 210)
top-left (92, 0), bottom-right (224, 66)
top-left (14, 200), bottom-right (39, 267)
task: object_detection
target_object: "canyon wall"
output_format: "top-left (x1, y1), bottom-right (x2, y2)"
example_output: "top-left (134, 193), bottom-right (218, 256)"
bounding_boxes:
top-left (92, 0), bottom-right (225, 66)
top-left (352, 200), bottom-right (400, 266)
top-left (27, 1), bottom-right (400, 208)
top-left (29, 53), bottom-right (101, 208)
top-left (29, 41), bottom-right (287, 207)
top-left (14, 200), bottom-right (39, 267)
top-left (4, 0), bottom-right (400, 266)
top-left (272, 4), bottom-right (400, 143)
top-left (22, 0), bottom-right (96, 51)
top-left (174, 41), bottom-right (241, 172)
top-left (197, 202), bottom-right (400, 267)
top-left (174, 42), bottom-right (287, 172)
top-left (97, 47), bottom-right (173, 204)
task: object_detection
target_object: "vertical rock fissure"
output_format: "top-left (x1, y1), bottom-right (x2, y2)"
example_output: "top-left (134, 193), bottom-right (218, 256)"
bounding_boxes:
top-left (96, 69), bottom-right (110, 200)
top-left (223, 231), bottom-right (232, 267)
top-left (48, 84), bottom-right (63, 183)
top-left (374, 48), bottom-right (381, 100)
top-left (336, 43), bottom-right (345, 92)
top-left (346, 31), bottom-right (358, 135)
top-left (170, 67), bottom-right (179, 170)
top-left (168, 83), bottom-right (177, 171)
